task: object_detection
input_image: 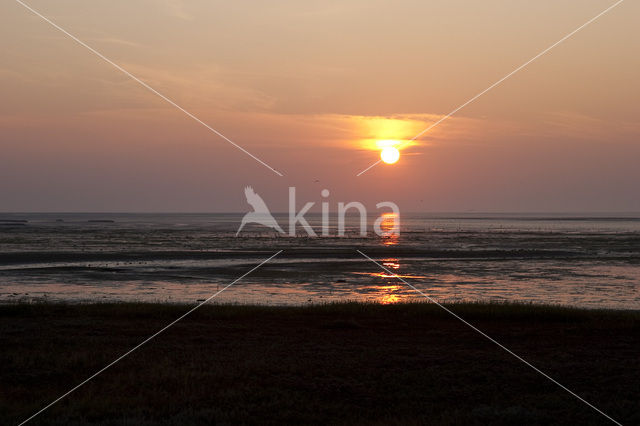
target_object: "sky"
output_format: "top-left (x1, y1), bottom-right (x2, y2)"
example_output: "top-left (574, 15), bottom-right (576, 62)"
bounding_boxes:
top-left (1, 0), bottom-right (638, 212)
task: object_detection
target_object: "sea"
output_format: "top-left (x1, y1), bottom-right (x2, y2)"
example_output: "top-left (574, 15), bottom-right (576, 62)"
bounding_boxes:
top-left (1, 212), bottom-right (639, 309)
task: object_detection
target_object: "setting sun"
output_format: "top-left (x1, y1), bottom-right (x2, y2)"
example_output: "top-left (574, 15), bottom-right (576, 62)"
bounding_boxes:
top-left (381, 146), bottom-right (400, 164)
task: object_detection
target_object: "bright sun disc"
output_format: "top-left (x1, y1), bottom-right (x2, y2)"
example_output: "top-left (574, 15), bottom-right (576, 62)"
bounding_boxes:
top-left (381, 146), bottom-right (400, 164)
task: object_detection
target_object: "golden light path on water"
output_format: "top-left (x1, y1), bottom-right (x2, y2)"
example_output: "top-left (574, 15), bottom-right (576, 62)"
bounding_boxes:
top-left (371, 212), bottom-right (406, 304)
top-left (379, 212), bottom-right (400, 246)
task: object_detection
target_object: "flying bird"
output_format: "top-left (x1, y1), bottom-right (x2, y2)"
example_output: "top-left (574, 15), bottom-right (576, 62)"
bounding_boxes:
top-left (236, 186), bottom-right (285, 236)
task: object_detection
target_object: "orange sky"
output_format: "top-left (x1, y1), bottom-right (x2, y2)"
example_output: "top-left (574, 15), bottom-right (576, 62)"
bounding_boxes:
top-left (1, 0), bottom-right (638, 212)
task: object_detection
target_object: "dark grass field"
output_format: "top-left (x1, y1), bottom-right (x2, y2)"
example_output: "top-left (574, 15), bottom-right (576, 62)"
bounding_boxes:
top-left (1, 302), bottom-right (638, 425)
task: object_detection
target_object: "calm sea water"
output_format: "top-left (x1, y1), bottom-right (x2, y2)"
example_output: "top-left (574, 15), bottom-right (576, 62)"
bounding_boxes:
top-left (1, 213), bottom-right (639, 309)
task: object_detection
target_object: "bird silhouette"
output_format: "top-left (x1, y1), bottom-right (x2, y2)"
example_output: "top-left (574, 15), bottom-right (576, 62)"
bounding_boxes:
top-left (236, 186), bottom-right (285, 236)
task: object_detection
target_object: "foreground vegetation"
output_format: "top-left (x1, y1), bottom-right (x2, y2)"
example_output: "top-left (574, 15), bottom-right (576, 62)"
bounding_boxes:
top-left (1, 301), bottom-right (638, 425)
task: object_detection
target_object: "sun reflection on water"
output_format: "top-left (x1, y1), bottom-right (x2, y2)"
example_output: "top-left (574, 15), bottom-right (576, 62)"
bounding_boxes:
top-left (353, 257), bottom-right (425, 304)
top-left (378, 212), bottom-right (399, 246)
top-left (378, 285), bottom-right (402, 304)
top-left (382, 258), bottom-right (400, 269)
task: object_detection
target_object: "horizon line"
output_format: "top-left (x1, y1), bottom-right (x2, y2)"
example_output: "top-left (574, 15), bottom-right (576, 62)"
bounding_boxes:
top-left (2, 211), bottom-right (640, 216)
